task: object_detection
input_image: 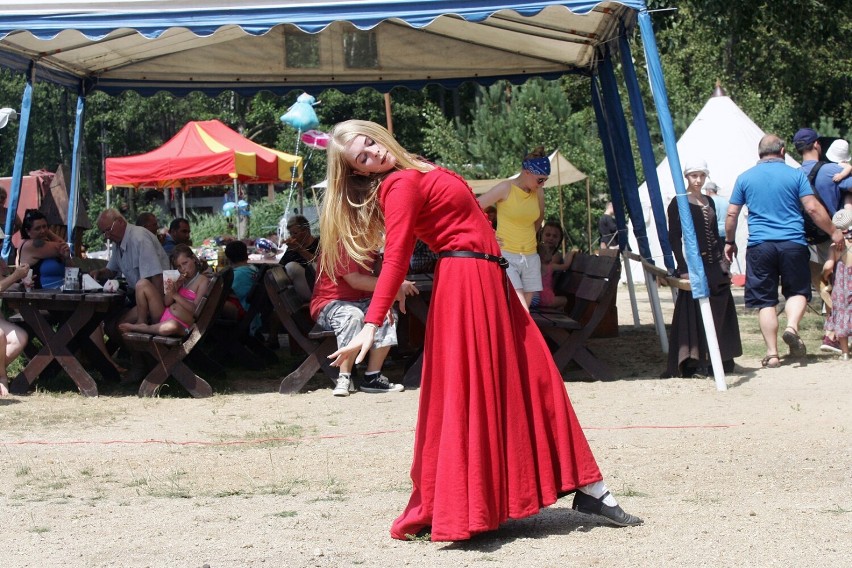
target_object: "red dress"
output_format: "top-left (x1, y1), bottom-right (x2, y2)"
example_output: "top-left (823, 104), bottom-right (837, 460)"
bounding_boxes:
top-left (364, 168), bottom-right (602, 542)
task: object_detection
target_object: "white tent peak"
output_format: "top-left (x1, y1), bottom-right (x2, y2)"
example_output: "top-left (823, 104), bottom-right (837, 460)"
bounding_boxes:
top-left (711, 80), bottom-right (726, 98)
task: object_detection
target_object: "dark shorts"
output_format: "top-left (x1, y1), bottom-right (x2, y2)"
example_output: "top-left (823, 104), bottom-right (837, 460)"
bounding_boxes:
top-left (744, 241), bottom-right (811, 308)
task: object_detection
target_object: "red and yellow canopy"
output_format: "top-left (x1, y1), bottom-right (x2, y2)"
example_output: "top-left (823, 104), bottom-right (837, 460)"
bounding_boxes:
top-left (105, 119), bottom-right (302, 190)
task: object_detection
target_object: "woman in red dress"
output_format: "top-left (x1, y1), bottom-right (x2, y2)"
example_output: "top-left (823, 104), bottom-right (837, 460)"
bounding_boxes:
top-left (320, 120), bottom-right (641, 541)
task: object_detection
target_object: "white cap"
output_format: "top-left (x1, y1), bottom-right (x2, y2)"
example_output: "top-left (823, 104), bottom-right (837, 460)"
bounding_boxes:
top-left (826, 139), bottom-right (850, 164)
top-left (682, 158), bottom-right (709, 177)
top-left (703, 180), bottom-right (720, 194)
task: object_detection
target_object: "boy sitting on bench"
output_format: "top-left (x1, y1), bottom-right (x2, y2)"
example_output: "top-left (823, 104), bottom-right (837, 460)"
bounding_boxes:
top-left (310, 248), bottom-right (418, 396)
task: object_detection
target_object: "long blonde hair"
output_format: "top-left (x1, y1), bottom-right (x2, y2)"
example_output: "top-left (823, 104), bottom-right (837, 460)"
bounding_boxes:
top-left (319, 120), bottom-right (432, 281)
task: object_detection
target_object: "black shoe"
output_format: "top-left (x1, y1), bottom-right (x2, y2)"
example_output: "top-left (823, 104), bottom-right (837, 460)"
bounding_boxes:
top-left (572, 490), bottom-right (643, 527)
top-left (359, 374), bottom-right (404, 394)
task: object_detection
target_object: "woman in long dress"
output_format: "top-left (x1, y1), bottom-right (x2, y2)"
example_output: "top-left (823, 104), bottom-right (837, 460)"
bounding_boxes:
top-left (321, 120), bottom-right (641, 541)
top-left (664, 159), bottom-right (742, 376)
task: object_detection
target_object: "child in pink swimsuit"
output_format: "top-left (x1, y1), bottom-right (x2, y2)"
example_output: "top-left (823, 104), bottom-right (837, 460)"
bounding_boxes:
top-left (119, 244), bottom-right (210, 336)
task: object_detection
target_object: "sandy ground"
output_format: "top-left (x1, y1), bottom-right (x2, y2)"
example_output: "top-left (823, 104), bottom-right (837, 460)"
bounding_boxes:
top-left (1, 284), bottom-right (850, 568)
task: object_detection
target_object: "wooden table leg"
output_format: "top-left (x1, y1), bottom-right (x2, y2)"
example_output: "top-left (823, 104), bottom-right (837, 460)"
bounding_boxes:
top-left (279, 337), bottom-right (338, 394)
top-left (9, 304), bottom-right (100, 397)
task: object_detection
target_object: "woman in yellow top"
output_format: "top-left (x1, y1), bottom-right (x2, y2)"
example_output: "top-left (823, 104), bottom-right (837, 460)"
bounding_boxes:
top-left (478, 147), bottom-right (548, 309)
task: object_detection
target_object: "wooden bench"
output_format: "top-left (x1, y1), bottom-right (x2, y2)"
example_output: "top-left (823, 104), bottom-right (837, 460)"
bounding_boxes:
top-left (122, 268), bottom-right (232, 398)
top-left (532, 253), bottom-right (621, 380)
top-left (264, 265), bottom-right (338, 394)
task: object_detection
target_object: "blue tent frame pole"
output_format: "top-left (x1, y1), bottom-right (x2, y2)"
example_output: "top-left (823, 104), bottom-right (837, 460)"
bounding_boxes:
top-left (67, 88), bottom-right (86, 252)
top-left (637, 10), bottom-right (707, 298)
top-left (590, 77), bottom-right (629, 251)
top-left (618, 33), bottom-right (675, 272)
top-left (638, 9), bottom-right (726, 391)
top-left (598, 53), bottom-right (651, 261)
top-left (3, 62), bottom-right (34, 263)
top-left (593, 69), bottom-right (667, 353)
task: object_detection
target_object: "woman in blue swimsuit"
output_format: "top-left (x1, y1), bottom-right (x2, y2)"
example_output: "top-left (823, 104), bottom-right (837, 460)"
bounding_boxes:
top-left (19, 209), bottom-right (70, 289)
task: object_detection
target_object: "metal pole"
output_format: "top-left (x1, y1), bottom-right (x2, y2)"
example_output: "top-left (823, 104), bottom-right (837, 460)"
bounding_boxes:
top-left (622, 251), bottom-right (641, 328)
top-left (644, 269), bottom-right (668, 354)
top-left (699, 297), bottom-right (728, 391)
top-left (3, 63), bottom-right (35, 262)
top-left (586, 178), bottom-right (592, 253)
top-left (384, 92), bottom-right (394, 135)
top-left (66, 91), bottom-right (85, 253)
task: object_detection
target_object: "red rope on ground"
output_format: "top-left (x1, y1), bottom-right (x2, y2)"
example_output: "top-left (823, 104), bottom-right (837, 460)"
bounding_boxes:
top-left (0, 423), bottom-right (739, 447)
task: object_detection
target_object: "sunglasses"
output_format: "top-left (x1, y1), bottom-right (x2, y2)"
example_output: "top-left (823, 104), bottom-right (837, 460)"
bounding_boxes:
top-left (536, 177), bottom-right (548, 185)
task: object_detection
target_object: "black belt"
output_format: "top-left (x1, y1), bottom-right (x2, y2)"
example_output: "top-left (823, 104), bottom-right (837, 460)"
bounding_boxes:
top-left (438, 250), bottom-right (509, 269)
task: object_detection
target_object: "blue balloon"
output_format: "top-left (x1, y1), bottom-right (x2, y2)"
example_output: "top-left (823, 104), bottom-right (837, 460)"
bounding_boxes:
top-left (280, 92), bottom-right (319, 132)
top-left (222, 201), bottom-right (236, 217)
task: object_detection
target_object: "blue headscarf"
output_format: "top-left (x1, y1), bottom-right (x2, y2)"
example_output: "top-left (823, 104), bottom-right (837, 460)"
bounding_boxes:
top-left (522, 156), bottom-right (550, 176)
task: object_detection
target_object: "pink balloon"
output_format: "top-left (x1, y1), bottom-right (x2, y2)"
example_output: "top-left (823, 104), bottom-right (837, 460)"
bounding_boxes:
top-left (301, 129), bottom-right (329, 150)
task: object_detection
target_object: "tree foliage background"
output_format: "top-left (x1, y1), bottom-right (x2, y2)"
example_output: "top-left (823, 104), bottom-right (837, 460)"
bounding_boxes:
top-left (0, 1), bottom-right (849, 251)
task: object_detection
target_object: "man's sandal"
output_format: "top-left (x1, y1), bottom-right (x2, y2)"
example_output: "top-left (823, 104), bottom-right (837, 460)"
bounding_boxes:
top-left (782, 328), bottom-right (807, 357)
top-left (761, 354), bottom-right (781, 368)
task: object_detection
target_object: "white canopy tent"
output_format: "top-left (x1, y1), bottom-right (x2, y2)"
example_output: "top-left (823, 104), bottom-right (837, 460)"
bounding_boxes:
top-left (625, 89), bottom-right (800, 283)
top-left (0, 1), bottom-right (731, 389)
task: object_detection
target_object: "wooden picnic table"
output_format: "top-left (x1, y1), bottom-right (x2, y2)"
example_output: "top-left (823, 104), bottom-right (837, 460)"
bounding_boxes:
top-left (1, 289), bottom-right (126, 397)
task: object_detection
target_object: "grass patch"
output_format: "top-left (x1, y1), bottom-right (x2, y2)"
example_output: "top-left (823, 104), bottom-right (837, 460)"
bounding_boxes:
top-left (619, 486), bottom-right (650, 498)
top-left (128, 468), bottom-right (192, 498)
top-left (5, 405), bottom-right (121, 430)
top-left (736, 301), bottom-right (832, 360)
top-left (28, 525), bottom-right (50, 534)
top-left (271, 510), bottom-right (298, 518)
top-left (222, 421), bottom-right (307, 447)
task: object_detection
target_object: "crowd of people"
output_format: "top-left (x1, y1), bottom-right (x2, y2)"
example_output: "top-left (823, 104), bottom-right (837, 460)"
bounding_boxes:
top-left (661, 129), bottom-right (852, 376)
top-left (3, 119), bottom-right (851, 547)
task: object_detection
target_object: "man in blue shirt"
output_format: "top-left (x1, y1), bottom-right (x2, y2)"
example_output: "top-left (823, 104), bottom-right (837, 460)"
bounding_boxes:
top-left (793, 128), bottom-right (852, 354)
top-left (725, 134), bottom-right (842, 368)
top-left (163, 218), bottom-right (191, 255)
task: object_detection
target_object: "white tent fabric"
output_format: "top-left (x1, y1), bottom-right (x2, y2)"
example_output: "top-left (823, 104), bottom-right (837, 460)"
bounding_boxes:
top-left (466, 149), bottom-right (586, 194)
top-left (625, 94), bottom-right (800, 282)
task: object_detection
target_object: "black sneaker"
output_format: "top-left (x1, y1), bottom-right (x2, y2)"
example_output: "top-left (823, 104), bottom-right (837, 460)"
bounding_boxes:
top-left (359, 374), bottom-right (404, 394)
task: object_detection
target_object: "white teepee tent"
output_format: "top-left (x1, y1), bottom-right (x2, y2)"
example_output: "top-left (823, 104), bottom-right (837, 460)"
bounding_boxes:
top-left (626, 89), bottom-right (800, 282)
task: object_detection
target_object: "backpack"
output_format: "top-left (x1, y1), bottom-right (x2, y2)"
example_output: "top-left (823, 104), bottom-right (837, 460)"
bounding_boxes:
top-left (802, 161), bottom-right (829, 244)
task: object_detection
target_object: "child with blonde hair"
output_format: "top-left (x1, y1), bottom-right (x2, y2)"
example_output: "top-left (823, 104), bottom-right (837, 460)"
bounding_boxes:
top-left (822, 209), bottom-right (852, 360)
top-left (826, 139), bottom-right (852, 183)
